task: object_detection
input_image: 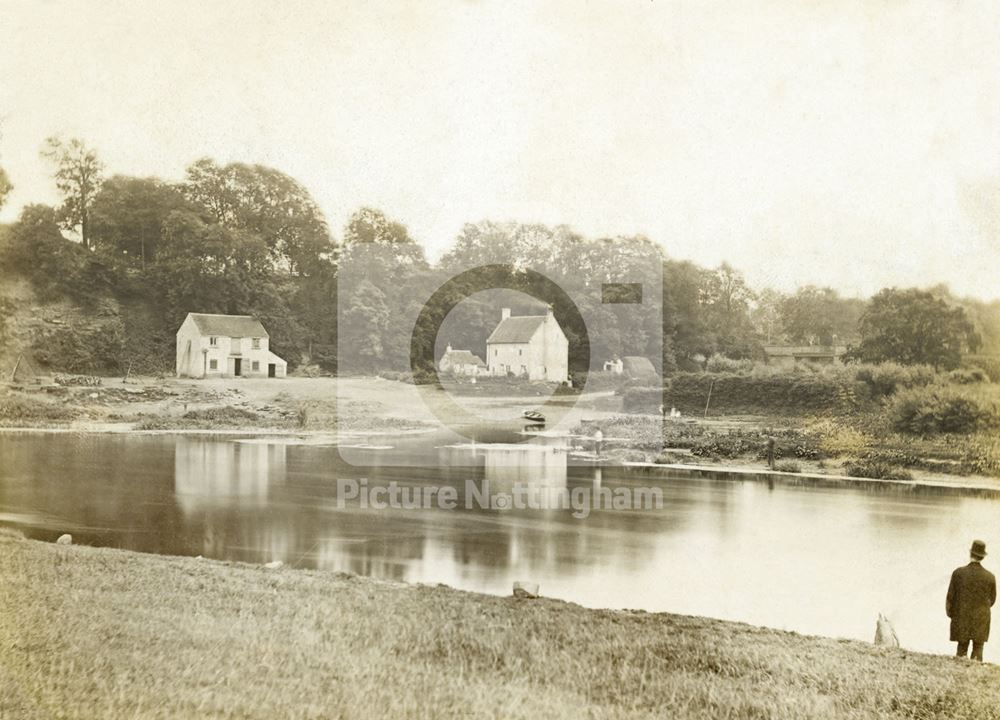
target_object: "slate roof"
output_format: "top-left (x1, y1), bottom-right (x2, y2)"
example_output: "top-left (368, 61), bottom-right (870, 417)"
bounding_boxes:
top-left (486, 315), bottom-right (546, 344)
top-left (442, 349), bottom-right (486, 367)
top-left (187, 313), bottom-right (269, 338)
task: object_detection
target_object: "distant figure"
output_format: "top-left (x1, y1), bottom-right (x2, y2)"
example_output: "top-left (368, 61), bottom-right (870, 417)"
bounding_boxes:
top-left (874, 613), bottom-right (899, 648)
top-left (946, 540), bottom-right (996, 661)
top-left (593, 429), bottom-right (603, 458)
top-left (766, 437), bottom-right (775, 470)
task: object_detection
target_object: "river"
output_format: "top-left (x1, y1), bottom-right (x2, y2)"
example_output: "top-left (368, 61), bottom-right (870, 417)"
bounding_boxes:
top-left (1, 430), bottom-right (997, 656)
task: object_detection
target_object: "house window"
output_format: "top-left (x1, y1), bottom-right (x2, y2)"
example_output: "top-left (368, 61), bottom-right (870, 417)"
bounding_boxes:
top-left (209, 359), bottom-right (218, 370)
top-left (494, 349), bottom-right (498, 356)
top-left (209, 337), bottom-right (218, 346)
top-left (252, 338), bottom-right (261, 349)
top-left (252, 361), bottom-right (260, 371)
top-left (518, 349), bottom-right (522, 356)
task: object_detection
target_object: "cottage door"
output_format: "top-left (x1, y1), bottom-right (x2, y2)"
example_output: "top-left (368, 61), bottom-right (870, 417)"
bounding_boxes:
top-left (234, 358), bottom-right (242, 376)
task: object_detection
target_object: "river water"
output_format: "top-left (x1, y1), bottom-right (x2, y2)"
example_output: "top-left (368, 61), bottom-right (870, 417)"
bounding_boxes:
top-left (1, 430), bottom-right (997, 656)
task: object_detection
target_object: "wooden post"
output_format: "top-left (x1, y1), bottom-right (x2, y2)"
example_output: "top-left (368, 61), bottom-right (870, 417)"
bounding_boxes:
top-left (703, 378), bottom-right (715, 418)
top-left (123, 359), bottom-right (133, 383)
top-left (10, 354), bottom-right (22, 382)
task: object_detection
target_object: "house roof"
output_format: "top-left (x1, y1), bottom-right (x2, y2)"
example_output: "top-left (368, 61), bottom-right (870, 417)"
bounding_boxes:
top-left (486, 315), bottom-right (546, 344)
top-left (442, 349), bottom-right (486, 367)
top-left (187, 313), bottom-right (269, 338)
top-left (622, 356), bottom-right (657, 378)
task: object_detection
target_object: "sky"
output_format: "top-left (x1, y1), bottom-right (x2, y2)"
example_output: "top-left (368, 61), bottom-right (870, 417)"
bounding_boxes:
top-left (1, 0), bottom-right (999, 300)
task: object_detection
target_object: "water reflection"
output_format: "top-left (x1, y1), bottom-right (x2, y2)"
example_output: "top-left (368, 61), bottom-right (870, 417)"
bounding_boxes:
top-left (174, 440), bottom-right (286, 514)
top-left (1, 431), bottom-right (998, 656)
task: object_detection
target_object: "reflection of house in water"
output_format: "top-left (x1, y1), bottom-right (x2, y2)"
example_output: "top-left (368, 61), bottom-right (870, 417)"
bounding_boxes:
top-left (174, 439), bottom-right (293, 561)
top-left (482, 443), bottom-right (567, 490)
top-left (174, 439), bottom-right (286, 512)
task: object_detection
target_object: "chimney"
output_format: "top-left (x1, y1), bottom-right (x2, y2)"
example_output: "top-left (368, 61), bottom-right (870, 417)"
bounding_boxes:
top-left (501, 308), bottom-right (511, 320)
top-left (446, 343), bottom-right (452, 352)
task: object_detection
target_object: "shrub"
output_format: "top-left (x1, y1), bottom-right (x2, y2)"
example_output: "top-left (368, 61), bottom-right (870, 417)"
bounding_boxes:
top-left (807, 420), bottom-right (870, 457)
top-left (852, 362), bottom-right (935, 398)
top-left (623, 386), bottom-right (662, 414)
top-left (964, 355), bottom-right (1000, 383)
top-left (843, 459), bottom-right (912, 481)
top-left (889, 387), bottom-right (1000, 435)
top-left (774, 460), bottom-right (802, 473)
top-left (182, 407), bottom-right (259, 423)
top-left (948, 368), bottom-right (988, 385)
top-left (705, 354), bottom-right (755, 374)
top-left (0, 393), bottom-right (77, 423)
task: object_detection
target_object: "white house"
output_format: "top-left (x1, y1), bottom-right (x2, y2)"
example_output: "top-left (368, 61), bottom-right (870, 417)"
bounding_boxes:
top-left (486, 307), bottom-right (568, 383)
top-left (176, 313), bottom-right (287, 379)
top-left (439, 345), bottom-right (486, 377)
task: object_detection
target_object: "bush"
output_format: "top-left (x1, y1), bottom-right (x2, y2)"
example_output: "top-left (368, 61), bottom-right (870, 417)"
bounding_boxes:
top-left (774, 460), bottom-right (802, 473)
top-left (807, 419), bottom-right (870, 457)
top-left (622, 386), bottom-right (662, 414)
top-left (948, 368), bottom-right (988, 385)
top-left (964, 355), bottom-right (1000, 383)
top-left (705, 354), bottom-right (755, 374)
top-left (852, 362), bottom-right (935, 398)
top-left (843, 459), bottom-right (913, 481)
top-left (889, 387), bottom-right (1000, 435)
top-left (181, 407), bottom-right (260, 423)
top-left (0, 393), bottom-right (77, 423)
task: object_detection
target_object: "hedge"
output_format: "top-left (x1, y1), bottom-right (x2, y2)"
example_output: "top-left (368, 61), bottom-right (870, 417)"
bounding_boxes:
top-left (664, 372), bottom-right (869, 416)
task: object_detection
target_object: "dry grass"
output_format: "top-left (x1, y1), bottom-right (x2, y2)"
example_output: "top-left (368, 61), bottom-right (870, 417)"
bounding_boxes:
top-left (0, 391), bottom-right (78, 426)
top-left (2, 531), bottom-right (999, 719)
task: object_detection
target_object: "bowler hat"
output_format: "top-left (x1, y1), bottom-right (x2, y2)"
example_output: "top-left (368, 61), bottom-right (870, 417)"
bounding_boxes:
top-left (971, 540), bottom-right (987, 559)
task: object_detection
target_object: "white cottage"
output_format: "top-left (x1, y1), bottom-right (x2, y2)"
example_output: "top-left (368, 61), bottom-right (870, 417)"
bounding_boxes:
top-left (439, 345), bottom-right (486, 377)
top-left (486, 307), bottom-right (568, 383)
top-left (176, 313), bottom-right (287, 379)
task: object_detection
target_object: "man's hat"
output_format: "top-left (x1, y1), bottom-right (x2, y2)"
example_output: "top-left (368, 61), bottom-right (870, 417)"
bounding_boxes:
top-left (971, 540), bottom-right (987, 559)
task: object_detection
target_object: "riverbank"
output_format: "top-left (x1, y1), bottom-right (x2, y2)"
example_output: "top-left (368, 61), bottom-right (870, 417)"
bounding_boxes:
top-left (3, 374), bottom-right (999, 492)
top-left (2, 530), bottom-right (998, 719)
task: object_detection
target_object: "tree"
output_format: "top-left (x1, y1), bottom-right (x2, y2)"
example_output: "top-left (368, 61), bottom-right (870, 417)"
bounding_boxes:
top-left (851, 288), bottom-right (981, 370)
top-left (700, 263), bottom-right (756, 358)
top-left (1, 204), bottom-right (112, 304)
top-left (89, 176), bottom-right (192, 268)
top-left (0, 166), bottom-right (11, 210)
top-left (779, 286), bottom-right (865, 346)
top-left (751, 288), bottom-right (785, 345)
top-left (181, 158), bottom-right (333, 275)
top-left (40, 137), bottom-right (105, 249)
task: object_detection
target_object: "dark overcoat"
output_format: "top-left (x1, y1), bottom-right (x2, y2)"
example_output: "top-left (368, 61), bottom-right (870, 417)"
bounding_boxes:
top-left (946, 561), bottom-right (997, 642)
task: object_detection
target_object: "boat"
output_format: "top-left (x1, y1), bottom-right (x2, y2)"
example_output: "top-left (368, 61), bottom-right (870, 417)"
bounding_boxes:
top-left (522, 410), bottom-right (545, 424)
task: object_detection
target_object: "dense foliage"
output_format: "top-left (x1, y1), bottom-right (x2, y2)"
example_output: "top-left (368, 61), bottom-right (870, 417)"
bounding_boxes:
top-left (2, 138), bottom-right (998, 379)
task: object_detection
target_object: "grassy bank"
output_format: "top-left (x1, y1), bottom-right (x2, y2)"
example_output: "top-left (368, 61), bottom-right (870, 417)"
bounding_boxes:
top-left (2, 532), bottom-right (999, 719)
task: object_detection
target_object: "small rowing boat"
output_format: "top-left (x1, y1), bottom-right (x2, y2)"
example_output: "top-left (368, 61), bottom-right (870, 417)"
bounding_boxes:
top-left (522, 410), bottom-right (545, 424)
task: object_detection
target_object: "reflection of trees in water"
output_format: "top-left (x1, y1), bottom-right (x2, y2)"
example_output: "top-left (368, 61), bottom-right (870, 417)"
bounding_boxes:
top-left (0, 434), bottom-right (186, 553)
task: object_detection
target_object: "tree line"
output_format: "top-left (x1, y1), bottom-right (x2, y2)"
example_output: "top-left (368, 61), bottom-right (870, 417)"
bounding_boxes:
top-left (0, 138), bottom-right (996, 376)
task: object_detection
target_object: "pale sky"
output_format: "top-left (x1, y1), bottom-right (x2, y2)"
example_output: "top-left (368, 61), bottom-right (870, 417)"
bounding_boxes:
top-left (1, 0), bottom-right (999, 300)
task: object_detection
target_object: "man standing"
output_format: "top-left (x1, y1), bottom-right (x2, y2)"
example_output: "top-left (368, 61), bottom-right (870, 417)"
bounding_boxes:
top-left (946, 540), bottom-right (996, 661)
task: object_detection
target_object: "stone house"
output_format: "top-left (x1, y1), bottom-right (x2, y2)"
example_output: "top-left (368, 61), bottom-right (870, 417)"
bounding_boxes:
top-left (763, 345), bottom-right (848, 368)
top-left (485, 307), bottom-right (568, 383)
top-left (176, 313), bottom-right (287, 379)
